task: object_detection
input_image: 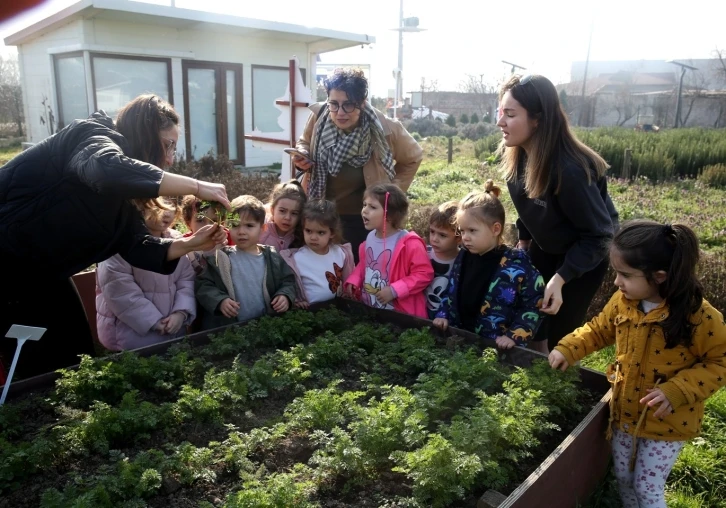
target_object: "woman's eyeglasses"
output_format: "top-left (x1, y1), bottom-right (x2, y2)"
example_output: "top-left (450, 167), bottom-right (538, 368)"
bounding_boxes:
top-left (327, 101), bottom-right (359, 113)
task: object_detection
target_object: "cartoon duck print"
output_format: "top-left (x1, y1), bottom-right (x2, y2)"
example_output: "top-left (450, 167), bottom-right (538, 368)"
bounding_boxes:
top-left (363, 247), bottom-right (392, 309)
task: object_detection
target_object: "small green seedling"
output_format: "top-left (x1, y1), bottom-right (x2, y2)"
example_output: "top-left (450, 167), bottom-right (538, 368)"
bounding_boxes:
top-left (198, 201), bottom-right (240, 262)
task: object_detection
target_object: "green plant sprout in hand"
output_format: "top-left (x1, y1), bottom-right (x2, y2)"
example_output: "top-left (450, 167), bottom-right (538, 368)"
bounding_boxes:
top-left (198, 201), bottom-right (240, 263)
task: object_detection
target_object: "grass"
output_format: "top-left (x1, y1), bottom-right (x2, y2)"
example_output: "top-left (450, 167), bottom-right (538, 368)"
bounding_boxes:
top-left (409, 136), bottom-right (726, 508)
top-left (0, 141), bottom-right (22, 166)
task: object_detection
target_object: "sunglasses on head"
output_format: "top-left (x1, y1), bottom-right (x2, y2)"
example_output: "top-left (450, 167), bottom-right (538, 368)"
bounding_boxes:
top-left (518, 74), bottom-right (534, 86)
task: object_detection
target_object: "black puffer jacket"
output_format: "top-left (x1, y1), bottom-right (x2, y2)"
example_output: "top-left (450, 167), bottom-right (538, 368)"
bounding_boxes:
top-left (0, 112), bottom-right (178, 279)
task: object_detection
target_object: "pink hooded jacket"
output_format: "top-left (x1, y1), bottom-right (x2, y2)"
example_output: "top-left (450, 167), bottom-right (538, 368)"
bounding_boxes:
top-left (346, 231), bottom-right (434, 318)
top-left (95, 253), bottom-right (196, 351)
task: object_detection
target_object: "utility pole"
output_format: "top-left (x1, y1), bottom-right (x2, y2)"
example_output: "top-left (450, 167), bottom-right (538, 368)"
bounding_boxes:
top-left (578, 19), bottom-right (594, 126)
top-left (391, 2), bottom-right (425, 118)
top-left (396, 0), bottom-right (403, 106)
top-left (668, 60), bottom-right (698, 128)
top-left (502, 60), bottom-right (526, 75)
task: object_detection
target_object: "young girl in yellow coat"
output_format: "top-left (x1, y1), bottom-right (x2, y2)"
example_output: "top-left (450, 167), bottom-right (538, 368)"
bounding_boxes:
top-left (549, 220), bottom-right (726, 508)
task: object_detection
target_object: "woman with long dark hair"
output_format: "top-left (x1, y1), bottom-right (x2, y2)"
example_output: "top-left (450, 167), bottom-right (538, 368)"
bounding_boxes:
top-left (0, 94), bottom-right (229, 379)
top-left (497, 74), bottom-right (619, 352)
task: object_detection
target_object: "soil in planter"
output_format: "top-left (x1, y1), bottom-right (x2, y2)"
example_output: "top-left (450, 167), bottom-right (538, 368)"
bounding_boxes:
top-left (0, 308), bottom-right (600, 508)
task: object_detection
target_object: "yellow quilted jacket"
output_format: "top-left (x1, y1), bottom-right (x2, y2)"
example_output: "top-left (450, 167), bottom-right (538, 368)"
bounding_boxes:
top-left (555, 291), bottom-right (726, 441)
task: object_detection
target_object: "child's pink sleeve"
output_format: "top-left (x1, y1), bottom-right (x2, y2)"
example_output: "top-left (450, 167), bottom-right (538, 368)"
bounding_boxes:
top-left (390, 241), bottom-right (434, 299)
top-left (345, 242), bottom-right (366, 288)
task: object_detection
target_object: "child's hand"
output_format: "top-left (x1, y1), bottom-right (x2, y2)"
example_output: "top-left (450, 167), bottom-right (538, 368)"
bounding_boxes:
top-left (495, 335), bottom-right (516, 349)
top-left (343, 283), bottom-right (357, 300)
top-left (219, 298), bottom-right (240, 318)
top-left (162, 312), bottom-right (185, 335)
top-left (432, 318), bottom-right (449, 331)
top-left (548, 349), bottom-right (569, 371)
top-left (295, 300), bottom-right (310, 309)
top-left (376, 286), bottom-right (395, 305)
top-left (152, 319), bottom-right (166, 334)
top-left (640, 388), bottom-right (673, 419)
top-left (271, 295), bottom-right (290, 313)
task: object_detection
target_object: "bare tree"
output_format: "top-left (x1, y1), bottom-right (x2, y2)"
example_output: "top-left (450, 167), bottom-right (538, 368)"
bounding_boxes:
top-left (714, 47), bottom-right (726, 85)
top-left (458, 74), bottom-right (497, 95)
top-left (681, 69), bottom-right (709, 126)
top-left (0, 54), bottom-right (24, 137)
top-left (611, 73), bottom-right (638, 127)
top-left (457, 74), bottom-right (497, 119)
top-left (420, 77), bottom-right (438, 93)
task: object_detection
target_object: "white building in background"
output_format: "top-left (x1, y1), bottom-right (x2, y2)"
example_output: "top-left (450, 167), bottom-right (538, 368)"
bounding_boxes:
top-left (4, 0), bottom-right (374, 167)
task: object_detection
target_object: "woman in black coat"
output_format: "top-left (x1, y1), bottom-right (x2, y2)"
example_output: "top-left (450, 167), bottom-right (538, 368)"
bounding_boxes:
top-left (0, 94), bottom-right (229, 379)
top-left (497, 75), bottom-right (619, 353)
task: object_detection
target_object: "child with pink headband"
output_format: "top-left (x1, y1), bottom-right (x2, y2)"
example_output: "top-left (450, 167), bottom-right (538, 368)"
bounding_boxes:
top-left (344, 183), bottom-right (434, 317)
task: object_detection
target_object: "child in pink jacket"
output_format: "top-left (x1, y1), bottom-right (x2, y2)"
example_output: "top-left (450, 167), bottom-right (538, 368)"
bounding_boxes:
top-left (345, 184), bottom-right (434, 318)
top-left (95, 201), bottom-right (196, 351)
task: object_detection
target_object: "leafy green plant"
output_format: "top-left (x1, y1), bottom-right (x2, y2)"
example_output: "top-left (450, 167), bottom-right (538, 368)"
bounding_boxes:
top-left (54, 352), bottom-right (200, 409)
top-left (443, 386), bottom-right (555, 490)
top-left (40, 450), bottom-right (166, 507)
top-left (391, 433), bottom-right (482, 507)
top-left (506, 359), bottom-right (584, 418)
top-left (350, 386), bottom-right (428, 461)
top-left (222, 424), bottom-right (287, 474)
top-left (224, 464), bottom-right (319, 508)
top-left (309, 427), bottom-right (375, 483)
top-left (698, 163), bottom-right (726, 189)
top-left (284, 381), bottom-right (364, 432)
top-left (61, 391), bottom-right (174, 454)
top-left (413, 348), bottom-right (505, 420)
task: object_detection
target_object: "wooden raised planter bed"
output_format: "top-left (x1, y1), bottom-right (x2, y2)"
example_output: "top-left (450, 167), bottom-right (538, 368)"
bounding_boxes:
top-left (4, 273), bottom-right (612, 508)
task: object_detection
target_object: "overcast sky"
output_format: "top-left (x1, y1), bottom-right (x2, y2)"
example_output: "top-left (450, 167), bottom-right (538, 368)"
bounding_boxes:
top-left (2, 0), bottom-right (724, 97)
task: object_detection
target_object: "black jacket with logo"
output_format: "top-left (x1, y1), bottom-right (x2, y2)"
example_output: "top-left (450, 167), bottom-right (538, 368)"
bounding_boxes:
top-left (507, 158), bottom-right (619, 283)
top-left (0, 112), bottom-right (177, 279)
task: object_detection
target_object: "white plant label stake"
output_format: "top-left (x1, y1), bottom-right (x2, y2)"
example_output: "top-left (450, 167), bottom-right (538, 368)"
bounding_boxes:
top-left (0, 324), bottom-right (47, 405)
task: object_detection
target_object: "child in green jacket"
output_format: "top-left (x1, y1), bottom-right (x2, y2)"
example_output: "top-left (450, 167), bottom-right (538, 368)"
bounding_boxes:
top-left (195, 195), bottom-right (296, 330)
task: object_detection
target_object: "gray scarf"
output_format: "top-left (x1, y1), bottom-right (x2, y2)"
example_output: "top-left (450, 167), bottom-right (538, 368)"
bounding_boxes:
top-left (308, 103), bottom-right (395, 200)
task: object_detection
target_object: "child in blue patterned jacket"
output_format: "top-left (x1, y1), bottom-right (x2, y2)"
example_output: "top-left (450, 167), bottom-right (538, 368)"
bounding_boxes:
top-left (433, 180), bottom-right (544, 348)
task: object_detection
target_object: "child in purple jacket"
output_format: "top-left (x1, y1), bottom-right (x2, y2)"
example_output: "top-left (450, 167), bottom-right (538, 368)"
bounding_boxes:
top-left (95, 200), bottom-right (196, 351)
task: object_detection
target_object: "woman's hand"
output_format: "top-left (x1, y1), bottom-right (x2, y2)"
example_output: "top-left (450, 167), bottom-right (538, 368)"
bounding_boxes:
top-left (271, 295), bottom-right (290, 313)
top-left (161, 312), bottom-right (185, 335)
top-left (293, 154), bottom-right (313, 172)
top-left (295, 300), bottom-right (310, 309)
top-left (548, 349), bottom-right (569, 371)
top-left (185, 224), bottom-right (227, 252)
top-left (541, 273), bottom-right (565, 315)
top-left (640, 388), bottom-right (673, 419)
top-left (196, 181), bottom-right (231, 210)
top-left (432, 318), bottom-right (449, 331)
